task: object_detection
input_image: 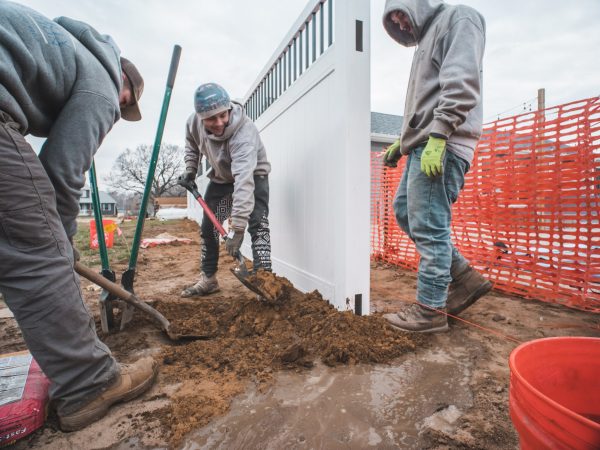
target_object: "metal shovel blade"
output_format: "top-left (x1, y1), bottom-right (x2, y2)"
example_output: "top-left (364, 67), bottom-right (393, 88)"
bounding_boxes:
top-left (75, 262), bottom-right (205, 341)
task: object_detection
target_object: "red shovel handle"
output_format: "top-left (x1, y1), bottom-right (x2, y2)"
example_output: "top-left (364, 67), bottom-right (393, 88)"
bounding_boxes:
top-left (193, 191), bottom-right (227, 237)
top-left (178, 178), bottom-right (227, 237)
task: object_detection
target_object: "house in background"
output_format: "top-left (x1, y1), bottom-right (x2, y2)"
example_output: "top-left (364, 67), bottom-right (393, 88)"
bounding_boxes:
top-left (79, 185), bottom-right (117, 216)
top-left (371, 112), bottom-right (403, 153)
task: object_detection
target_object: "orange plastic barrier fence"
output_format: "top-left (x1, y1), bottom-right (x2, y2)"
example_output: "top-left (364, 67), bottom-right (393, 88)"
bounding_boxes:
top-left (371, 96), bottom-right (600, 312)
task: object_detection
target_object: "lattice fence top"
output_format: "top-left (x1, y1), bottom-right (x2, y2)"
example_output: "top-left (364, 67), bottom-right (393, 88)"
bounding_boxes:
top-left (371, 96), bottom-right (600, 312)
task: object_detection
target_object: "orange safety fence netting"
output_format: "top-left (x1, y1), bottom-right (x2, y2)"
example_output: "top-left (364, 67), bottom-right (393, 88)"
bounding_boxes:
top-left (371, 96), bottom-right (600, 312)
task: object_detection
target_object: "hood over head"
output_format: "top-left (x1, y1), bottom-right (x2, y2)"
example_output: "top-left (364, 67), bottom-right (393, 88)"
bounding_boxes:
top-left (54, 16), bottom-right (122, 90)
top-left (382, 0), bottom-right (445, 46)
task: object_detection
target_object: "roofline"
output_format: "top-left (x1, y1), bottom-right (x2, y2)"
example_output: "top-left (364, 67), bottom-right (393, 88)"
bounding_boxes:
top-left (370, 133), bottom-right (397, 144)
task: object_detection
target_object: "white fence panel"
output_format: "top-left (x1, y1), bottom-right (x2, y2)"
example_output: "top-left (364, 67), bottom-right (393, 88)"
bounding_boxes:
top-left (241, 0), bottom-right (371, 313)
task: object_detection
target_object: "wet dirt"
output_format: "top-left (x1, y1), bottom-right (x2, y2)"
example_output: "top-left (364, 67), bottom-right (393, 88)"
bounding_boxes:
top-left (2, 219), bottom-right (599, 449)
top-left (152, 284), bottom-right (419, 444)
top-left (187, 348), bottom-right (476, 449)
top-left (243, 269), bottom-right (293, 301)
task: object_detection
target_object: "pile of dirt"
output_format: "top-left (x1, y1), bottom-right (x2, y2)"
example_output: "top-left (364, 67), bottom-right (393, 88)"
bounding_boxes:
top-left (244, 269), bottom-right (293, 301)
top-left (150, 281), bottom-right (419, 444)
top-left (160, 288), bottom-right (418, 372)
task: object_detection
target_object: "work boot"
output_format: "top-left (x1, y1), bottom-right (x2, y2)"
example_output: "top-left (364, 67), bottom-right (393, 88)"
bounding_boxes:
top-left (446, 266), bottom-right (492, 316)
top-left (58, 357), bottom-right (158, 432)
top-left (383, 303), bottom-right (449, 333)
top-left (180, 272), bottom-right (219, 297)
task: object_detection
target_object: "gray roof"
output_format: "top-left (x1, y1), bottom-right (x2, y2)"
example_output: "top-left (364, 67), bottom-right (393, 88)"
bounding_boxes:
top-left (371, 112), bottom-right (403, 136)
top-left (81, 185), bottom-right (116, 204)
top-left (98, 191), bottom-right (116, 204)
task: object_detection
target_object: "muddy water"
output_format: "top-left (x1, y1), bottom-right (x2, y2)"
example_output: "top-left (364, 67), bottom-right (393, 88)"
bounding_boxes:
top-left (183, 348), bottom-right (474, 449)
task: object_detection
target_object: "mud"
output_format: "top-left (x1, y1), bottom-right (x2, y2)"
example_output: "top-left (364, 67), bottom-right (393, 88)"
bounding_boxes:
top-left (151, 287), bottom-right (419, 444)
top-left (159, 289), bottom-right (418, 372)
top-left (2, 219), bottom-right (598, 450)
top-left (244, 269), bottom-right (293, 301)
top-left (187, 349), bottom-right (476, 448)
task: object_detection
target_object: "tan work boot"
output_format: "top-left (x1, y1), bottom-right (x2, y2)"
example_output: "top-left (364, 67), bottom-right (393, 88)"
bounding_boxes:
top-left (446, 266), bottom-right (492, 316)
top-left (59, 357), bottom-right (158, 431)
top-left (384, 303), bottom-right (449, 333)
top-left (181, 272), bottom-right (220, 297)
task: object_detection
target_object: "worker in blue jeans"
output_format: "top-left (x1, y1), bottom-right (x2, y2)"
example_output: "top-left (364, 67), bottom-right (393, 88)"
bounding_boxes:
top-left (381, 0), bottom-right (492, 332)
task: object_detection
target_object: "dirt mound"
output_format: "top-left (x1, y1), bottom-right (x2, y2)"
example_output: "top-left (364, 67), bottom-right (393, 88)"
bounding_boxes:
top-left (160, 289), bottom-right (417, 372)
top-left (244, 269), bottom-right (293, 301)
top-left (151, 282), bottom-right (418, 445)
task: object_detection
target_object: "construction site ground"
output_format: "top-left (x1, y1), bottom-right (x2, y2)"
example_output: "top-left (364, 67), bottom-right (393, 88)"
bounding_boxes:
top-left (2, 218), bottom-right (599, 449)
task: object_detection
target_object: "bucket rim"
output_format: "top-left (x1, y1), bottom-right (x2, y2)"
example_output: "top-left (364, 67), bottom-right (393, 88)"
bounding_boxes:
top-left (509, 336), bottom-right (600, 431)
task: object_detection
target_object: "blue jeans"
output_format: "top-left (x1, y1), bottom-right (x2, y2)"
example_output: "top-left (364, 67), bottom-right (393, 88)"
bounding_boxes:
top-left (393, 147), bottom-right (470, 308)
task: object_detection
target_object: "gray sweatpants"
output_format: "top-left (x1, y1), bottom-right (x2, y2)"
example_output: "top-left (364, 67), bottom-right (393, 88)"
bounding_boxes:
top-left (0, 116), bottom-right (118, 415)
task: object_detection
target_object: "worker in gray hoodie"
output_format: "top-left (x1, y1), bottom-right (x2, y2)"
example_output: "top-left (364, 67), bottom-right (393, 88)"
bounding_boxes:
top-left (0, 1), bottom-right (156, 431)
top-left (180, 83), bottom-right (272, 297)
top-left (381, 0), bottom-right (492, 333)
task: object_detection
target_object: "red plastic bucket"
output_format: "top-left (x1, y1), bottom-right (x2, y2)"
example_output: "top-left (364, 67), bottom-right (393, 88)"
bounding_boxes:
top-left (89, 219), bottom-right (115, 249)
top-left (509, 337), bottom-right (600, 449)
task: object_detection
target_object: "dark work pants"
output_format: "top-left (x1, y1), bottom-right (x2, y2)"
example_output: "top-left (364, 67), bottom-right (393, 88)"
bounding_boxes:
top-left (0, 115), bottom-right (118, 415)
top-left (201, 175), bottom-right (271, 276)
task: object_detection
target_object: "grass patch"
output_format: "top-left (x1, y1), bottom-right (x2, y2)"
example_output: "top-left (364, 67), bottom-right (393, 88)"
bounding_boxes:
top-left (74, 218), bottom-right (181, 267)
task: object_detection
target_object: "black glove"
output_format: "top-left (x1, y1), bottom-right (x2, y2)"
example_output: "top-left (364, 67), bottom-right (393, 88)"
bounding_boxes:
top-left (225, 229), bottom-right (244, 257)
top-left (182, 167), bottom-right (196, 183)
top-left (177, 168), bottom-right (197, 190)
top-left (382, 139), bottom-right (402, 168)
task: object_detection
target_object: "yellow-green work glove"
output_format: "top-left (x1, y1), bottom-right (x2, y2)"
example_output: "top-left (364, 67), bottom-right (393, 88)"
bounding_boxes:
top-left (383, 139), bottom-right (402, 168)
top-left (421, 136), bottom-right (446, 177)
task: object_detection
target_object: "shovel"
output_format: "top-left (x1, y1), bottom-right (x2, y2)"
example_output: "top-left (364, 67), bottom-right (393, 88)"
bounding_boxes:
top-left (87, 44), bottom-right (182, 334)
top-left (74, 262), bottom-right (206, 341)
top-left (177, 178), bottom-right (276, 301)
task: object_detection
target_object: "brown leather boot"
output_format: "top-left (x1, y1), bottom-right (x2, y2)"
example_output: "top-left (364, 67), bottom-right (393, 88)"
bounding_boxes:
top-left (58, 357), bottom-right (158, 431)
top-left (446, 266), bottom-right (492, 316)
top-left (383, 303), bottom-right (449, 333)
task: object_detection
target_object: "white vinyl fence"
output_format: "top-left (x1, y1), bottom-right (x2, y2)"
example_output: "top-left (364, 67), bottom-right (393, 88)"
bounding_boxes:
top-left (189, 0), bottom-right (371, 313)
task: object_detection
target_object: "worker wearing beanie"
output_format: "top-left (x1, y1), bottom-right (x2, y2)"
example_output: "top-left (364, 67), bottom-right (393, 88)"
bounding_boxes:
top-left (181, 83), bottom-right (272, 297)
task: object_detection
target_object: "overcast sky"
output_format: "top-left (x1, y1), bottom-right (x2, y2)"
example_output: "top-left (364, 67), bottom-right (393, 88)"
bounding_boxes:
top-left (15, 0), bottom-right (600, 183)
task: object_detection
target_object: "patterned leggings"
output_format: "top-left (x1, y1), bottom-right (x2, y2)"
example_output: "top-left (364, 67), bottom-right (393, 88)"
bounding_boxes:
top-left (200, 175), bottom-right (271, 276)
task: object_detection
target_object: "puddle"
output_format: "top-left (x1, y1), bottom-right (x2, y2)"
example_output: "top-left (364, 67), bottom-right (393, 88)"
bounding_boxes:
top-left (182, 348), bottom-right (473, 449)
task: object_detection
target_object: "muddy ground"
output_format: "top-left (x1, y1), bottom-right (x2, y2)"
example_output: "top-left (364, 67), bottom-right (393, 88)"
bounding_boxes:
top-left (2, 219), bottom-right (599, 449)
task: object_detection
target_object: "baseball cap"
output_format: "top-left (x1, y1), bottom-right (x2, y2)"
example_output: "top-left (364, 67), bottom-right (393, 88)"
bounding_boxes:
top-left (120, 57), bottom-right (144, 121)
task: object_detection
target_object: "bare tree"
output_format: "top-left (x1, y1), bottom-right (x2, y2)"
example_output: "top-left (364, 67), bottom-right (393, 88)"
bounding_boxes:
top-left (108, 190), bottom-right (141, 216)
top-left (106, 144), bottom-right (186, 214)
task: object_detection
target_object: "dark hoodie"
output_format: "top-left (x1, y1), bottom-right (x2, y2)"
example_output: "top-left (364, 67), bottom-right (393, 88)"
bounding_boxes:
top-left (383, 0), bottom-right (485, 162)
top-left (0, 0), bottom-right (123, 238)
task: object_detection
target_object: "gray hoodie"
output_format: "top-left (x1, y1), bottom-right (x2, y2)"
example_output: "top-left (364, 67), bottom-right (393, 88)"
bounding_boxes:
top-left (383, 0), bottom-right (485, 163)
top-left (185, 102), bottom-right (271, 230)
top-left (0, 0), bottom-right (122, 238)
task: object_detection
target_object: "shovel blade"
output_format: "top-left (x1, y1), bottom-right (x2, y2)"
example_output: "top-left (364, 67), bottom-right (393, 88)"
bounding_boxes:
top-left (230, 266), bottom-right (277, 302)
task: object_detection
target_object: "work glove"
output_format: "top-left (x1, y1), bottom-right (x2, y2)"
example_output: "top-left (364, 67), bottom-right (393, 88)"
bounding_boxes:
top-left (225, 228), bottom-right (245, 257)
top-left (420, 136), bottom-right (446, 177)
top-left (382, 139), bottom-right (402, 168)
top-left (181, 167), bottom-right (197, 183)
top-left (177, 168), bottom-right (198, 191)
